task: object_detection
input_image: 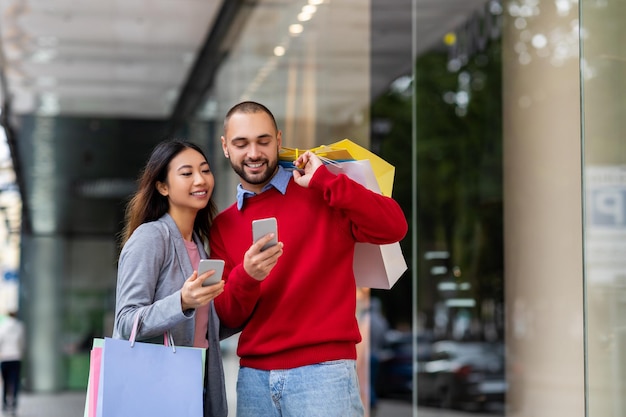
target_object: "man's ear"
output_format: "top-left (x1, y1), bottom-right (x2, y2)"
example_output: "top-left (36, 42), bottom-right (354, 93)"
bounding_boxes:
top-left (276, 130), bottom-right (282, 149)
top-left (221, 136), bottom-right (229, 158)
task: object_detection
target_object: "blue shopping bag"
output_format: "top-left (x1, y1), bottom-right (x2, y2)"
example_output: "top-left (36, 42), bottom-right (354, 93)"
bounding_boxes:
top-left (95, 316), bottom-right (204, 417)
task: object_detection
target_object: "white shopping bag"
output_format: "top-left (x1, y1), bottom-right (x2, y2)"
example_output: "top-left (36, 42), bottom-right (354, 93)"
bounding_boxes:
top-left (326, 160), bottom-right (408, 289)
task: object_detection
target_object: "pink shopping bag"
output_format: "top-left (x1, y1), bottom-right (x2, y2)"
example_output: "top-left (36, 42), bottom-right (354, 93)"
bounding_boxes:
top-left (83, 339), bottom-right (104, 417)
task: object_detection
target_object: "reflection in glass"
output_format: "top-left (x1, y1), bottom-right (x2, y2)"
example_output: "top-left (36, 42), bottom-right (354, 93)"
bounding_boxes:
top-left (376, 0), bottom-right (505, 414)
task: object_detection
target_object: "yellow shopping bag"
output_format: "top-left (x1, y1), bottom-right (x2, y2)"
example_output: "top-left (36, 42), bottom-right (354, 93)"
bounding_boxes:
top-left (280, 139), bottom-right (396, 197)
top-left (328, 139), bottom-right (395, 197)
top-left (279, 144), bottom-right (353, 163)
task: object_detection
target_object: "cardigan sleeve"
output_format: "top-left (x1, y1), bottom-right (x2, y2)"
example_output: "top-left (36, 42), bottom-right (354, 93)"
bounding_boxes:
top-left (113, 222), bottom-right (193, 341)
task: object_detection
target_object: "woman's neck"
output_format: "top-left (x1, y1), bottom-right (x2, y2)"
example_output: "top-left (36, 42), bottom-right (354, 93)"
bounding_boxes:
top-left (168, 209), bottom-right (196, 241)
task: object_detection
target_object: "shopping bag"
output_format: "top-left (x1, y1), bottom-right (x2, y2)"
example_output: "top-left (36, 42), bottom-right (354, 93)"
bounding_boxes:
top-left (327, 139), bottom-right (396, 197)
top-left (352, 241), bottom-right (408, 289)
top-left (279, 144), bottom-right (354, 164)
top-left (280, 138), bottom-right (396, 197)
top-left (326, 160), bottom-right (408, 289)
top-left (83, 339), bottom-right (104, 417)
top-left (92, 315), bottom-right (205, 417)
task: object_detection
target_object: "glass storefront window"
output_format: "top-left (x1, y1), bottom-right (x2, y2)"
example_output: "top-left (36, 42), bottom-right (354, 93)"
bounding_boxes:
top-left (208, 0), bottom-right (508, 415)
top-left (205, 1), bottom-right (592, 416)
top-left (581, 1), bottom-right (626, 416)
top-left (209, 1), bottom-right (379, 414)
top-left (408, 1), bottom-right (506, 414)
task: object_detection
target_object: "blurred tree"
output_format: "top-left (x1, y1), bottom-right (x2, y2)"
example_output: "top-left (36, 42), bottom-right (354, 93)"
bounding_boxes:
top-left (371, 37), bottom-right (504, 340)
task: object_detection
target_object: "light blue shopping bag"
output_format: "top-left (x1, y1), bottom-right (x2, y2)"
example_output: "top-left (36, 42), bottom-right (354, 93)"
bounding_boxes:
top-left (95, 315), bottom-right (204, 417)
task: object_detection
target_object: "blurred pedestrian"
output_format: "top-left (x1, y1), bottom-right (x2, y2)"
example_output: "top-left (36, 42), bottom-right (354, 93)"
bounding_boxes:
top-left (0, 311), bottom-right (25, 417)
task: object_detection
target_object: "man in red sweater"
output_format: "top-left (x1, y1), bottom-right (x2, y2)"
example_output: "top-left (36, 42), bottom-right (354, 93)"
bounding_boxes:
top-left (209, 101), bottom-right (407, 417)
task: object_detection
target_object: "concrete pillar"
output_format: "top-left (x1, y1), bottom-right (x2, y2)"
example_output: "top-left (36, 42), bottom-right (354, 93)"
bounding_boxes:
top-left (502, 1), bottom-right (584, 416)
top-left (20, 234), bottom-right (66, 392)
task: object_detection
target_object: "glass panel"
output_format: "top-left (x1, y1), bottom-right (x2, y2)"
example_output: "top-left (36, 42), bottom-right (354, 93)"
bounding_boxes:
top-left (210, 1), bottom-right (383, 416)
top-left (409, 1), bottom-right (506, 414)
top-left (211, 0), bottom-right (371, 147)
top-left (581, 1), bottom-right (626, 416)
top-left (208, 0), bottom-right (374, 215)
top-left (209, 1), bottom-right (509, 415)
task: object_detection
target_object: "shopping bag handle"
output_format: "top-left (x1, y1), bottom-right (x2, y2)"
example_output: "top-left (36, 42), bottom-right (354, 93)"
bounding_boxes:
top-left (129, 311), bottom-right (176, 353)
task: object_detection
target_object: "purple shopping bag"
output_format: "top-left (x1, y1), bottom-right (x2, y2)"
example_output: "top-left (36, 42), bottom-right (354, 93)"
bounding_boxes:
top-left (95, 315), bottom-right (204, 417)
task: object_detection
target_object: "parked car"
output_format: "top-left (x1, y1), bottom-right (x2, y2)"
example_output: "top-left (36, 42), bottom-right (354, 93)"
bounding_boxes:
top-left (375, 330), bottom-right (433, 400)
top-left (416, 340), bottom-right (506, 411)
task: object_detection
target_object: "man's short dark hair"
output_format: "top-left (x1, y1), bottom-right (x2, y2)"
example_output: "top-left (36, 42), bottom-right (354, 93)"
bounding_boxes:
top-left (224, 101), bottom-right (278, 132)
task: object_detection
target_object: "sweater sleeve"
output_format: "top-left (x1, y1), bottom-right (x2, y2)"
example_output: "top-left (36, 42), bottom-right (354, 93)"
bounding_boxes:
top-left (308, 164), bottom-right (408, 244)
top-left (209, 223), bottom-right (262, 329)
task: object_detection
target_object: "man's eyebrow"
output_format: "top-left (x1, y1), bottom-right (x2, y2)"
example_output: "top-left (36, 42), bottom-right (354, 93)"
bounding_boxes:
top-left (231, 133), bottom-right (273, 142)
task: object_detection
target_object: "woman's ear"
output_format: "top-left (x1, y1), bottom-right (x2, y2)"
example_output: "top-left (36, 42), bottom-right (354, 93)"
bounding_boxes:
top-left (156, 181), bottom-right (168, 196)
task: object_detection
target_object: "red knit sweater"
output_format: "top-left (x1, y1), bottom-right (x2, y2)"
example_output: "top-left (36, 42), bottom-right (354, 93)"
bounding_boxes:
top-left (209, 165), bottom-right (407, 370)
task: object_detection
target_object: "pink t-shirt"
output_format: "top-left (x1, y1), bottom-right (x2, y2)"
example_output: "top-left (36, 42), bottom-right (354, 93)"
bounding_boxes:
top-left (184, 240), bottom-right (209, 348)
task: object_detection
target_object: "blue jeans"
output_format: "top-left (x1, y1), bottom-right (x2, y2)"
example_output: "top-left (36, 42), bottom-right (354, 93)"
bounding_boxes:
top-left (236, 360), bottom-right (364, 417)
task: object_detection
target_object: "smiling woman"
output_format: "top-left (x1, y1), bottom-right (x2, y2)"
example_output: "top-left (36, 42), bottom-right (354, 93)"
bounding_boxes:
top-left (154, 148), bottom-right (215, 227)
top-left (112, 139), bottom-right (228, 416)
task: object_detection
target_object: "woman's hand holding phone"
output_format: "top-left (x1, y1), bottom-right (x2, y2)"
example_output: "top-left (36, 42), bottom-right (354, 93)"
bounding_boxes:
top-left (198, 259), bottom-right (225, 287)
top-left (180, 261), bottom-right (225, 310)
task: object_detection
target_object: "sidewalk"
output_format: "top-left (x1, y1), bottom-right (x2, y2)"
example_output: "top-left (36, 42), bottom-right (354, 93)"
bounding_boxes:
top-left (12, 390), bottom-right (414, 417)
top-left (9, 391), bottom-right (86, 417)
top-left (8, 342), bottom-right (414, 417)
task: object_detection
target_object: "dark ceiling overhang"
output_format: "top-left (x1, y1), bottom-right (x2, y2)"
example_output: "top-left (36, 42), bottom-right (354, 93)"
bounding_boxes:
top-left (167, 0), bottom-right (260, 136)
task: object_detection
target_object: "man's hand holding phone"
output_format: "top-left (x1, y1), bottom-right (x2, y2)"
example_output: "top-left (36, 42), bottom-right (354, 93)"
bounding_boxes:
top-left (252, 218), bottom-right (278, 251)
top-left (245, 218), bottom-right (283, 281)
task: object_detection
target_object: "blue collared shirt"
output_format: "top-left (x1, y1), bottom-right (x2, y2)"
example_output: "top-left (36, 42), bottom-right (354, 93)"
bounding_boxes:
top-left (236, 165), bottom-right (292, 210)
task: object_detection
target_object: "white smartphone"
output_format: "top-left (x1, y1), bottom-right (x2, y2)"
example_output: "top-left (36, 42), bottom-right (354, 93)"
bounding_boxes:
top-left (198, 259), bottom-right (225, 287)
top-left (252, 217), bottom-right (278, 251)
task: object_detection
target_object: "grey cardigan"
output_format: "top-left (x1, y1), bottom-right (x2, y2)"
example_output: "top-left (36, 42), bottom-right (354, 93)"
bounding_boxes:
top-left (112, 213), bottom-right (228, 417)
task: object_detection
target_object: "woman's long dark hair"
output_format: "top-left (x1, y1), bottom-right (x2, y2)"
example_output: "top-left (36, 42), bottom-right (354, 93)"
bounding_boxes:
top-left (119, 139), bottom-right (217, 247)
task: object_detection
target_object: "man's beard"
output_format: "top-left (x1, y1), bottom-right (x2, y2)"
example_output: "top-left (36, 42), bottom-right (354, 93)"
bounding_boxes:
top-left (230, 157), bottom-right (278, 186)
